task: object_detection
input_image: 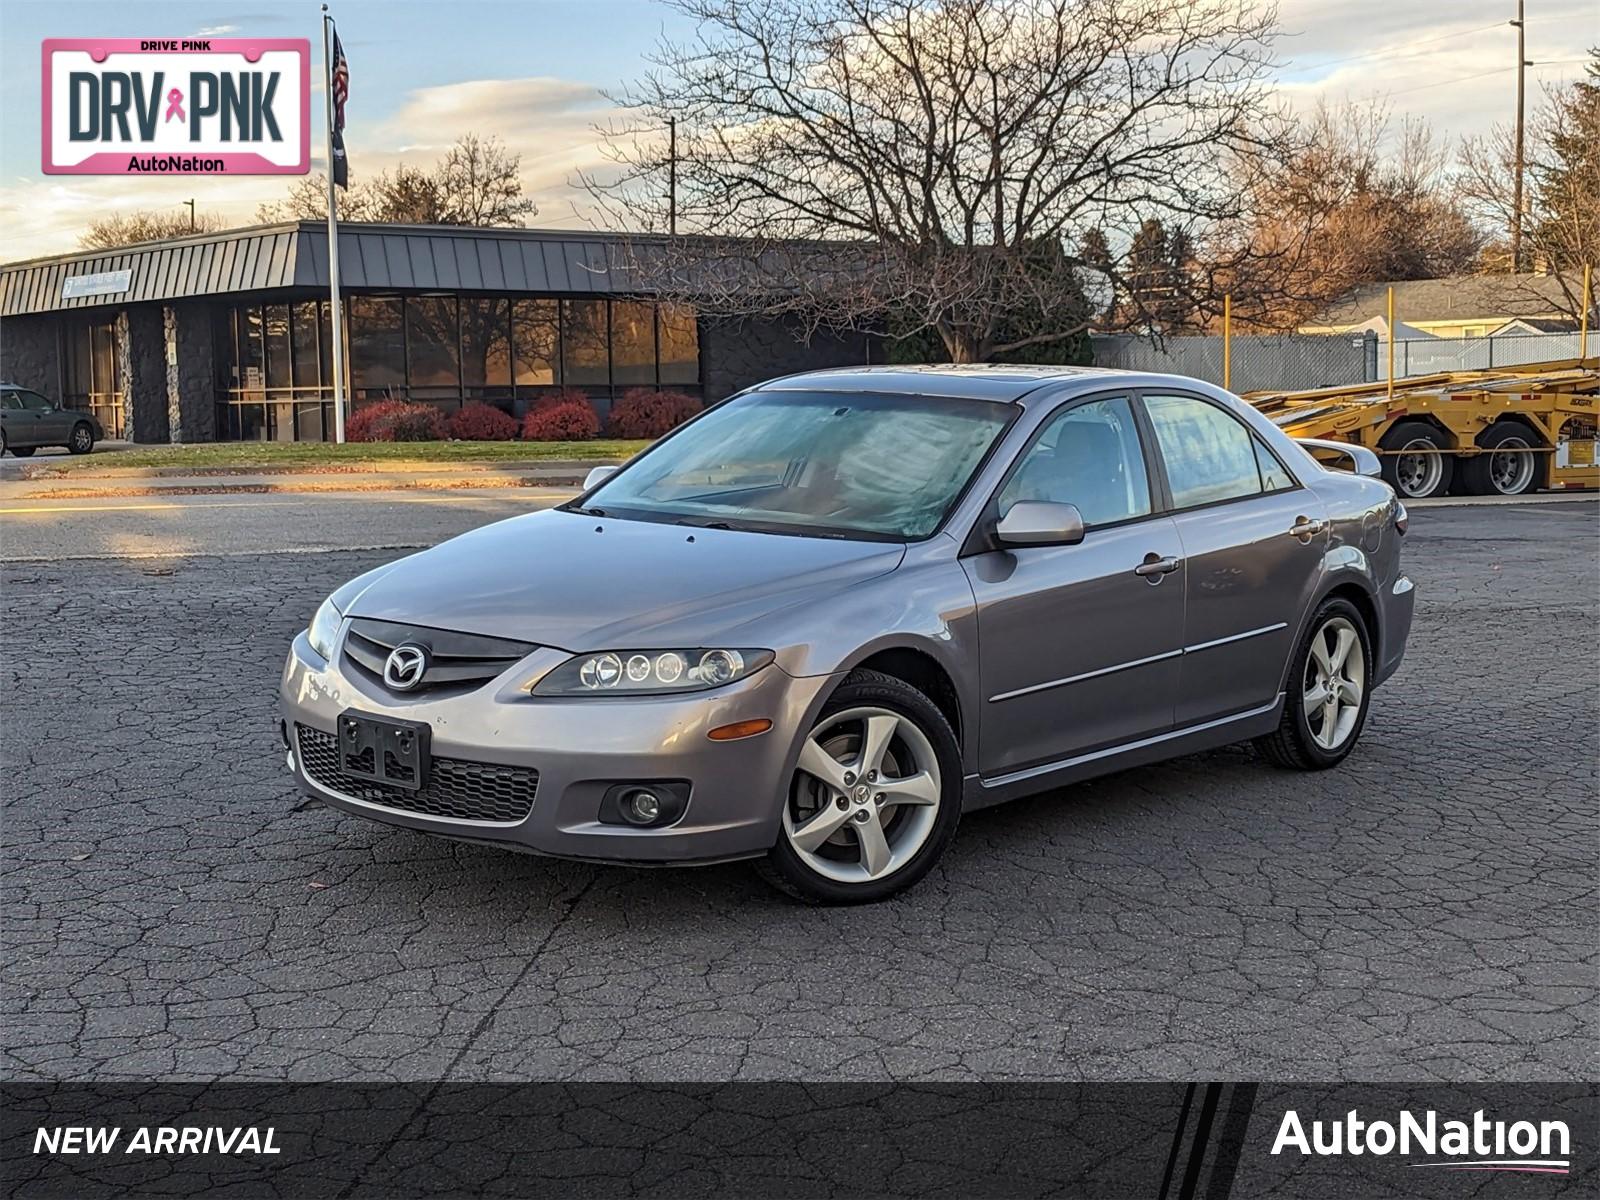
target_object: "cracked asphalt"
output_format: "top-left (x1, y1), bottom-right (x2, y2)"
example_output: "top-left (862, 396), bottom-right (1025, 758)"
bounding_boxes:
top-left (2, 495), bottom-right (1595, 1082)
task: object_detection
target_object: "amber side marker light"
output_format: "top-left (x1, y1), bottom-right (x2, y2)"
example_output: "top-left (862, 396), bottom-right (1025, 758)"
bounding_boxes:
top-left (708, 719), bottom-right (773, 741)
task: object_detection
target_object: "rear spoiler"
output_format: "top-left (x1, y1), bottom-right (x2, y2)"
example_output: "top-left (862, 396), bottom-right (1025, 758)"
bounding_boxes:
top-left (1295, 437), bottom-right (1381, 478)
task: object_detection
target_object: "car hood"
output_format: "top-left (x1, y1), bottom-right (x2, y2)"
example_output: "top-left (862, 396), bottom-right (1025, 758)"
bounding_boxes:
top-left (344, 507), bottom-right (905, 650)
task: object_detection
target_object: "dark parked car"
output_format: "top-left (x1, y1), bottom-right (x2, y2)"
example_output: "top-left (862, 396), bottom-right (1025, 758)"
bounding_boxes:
top-left (0, 384), bottom-right (101, 456)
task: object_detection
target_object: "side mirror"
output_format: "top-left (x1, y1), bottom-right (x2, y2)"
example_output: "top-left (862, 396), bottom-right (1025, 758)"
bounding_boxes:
top-left (1295, 437), bottom-right (1381, 478)
top-left (994, 500), bottom-right (1086, 548)
top-left (583, 465), bottom-right (617, 490)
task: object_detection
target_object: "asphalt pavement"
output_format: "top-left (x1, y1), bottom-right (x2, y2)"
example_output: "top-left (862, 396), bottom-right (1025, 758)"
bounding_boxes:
top-left (1, 493), bottom-right (1595, 1082)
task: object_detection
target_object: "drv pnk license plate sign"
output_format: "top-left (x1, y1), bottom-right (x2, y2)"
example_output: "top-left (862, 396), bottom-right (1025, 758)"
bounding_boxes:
top-left (42, 38), bottom-right (310, 175)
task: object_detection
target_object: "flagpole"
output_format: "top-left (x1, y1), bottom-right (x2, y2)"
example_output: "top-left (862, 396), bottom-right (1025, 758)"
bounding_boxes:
top-left (321, 5), bottom-right (347, 443)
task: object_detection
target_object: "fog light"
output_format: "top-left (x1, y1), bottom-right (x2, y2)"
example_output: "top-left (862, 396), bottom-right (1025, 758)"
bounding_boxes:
top-left (621, 788), bottom-right (662, 825)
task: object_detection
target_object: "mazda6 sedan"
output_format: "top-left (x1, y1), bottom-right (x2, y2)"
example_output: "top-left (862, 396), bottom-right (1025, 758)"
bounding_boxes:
top-left (281, 366), bottom-right (1414, 903)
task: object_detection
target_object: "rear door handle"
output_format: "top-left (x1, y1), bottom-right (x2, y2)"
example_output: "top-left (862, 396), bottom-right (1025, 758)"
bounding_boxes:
top-left (1289, 517), bottom-right (1327, 539)
top-left (1134, 554), bottom-right (1181, 578)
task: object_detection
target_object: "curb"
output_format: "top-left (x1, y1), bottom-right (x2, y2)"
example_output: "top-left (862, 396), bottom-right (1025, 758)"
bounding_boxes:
top-left (19, 458), bottom-right (621, 481)
top-left (8, 477), bottom-right (587, 501)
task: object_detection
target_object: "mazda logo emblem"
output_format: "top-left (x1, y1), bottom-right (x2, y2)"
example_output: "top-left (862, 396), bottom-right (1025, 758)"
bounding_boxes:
top-left (383, 644), bottom-right (428, 691)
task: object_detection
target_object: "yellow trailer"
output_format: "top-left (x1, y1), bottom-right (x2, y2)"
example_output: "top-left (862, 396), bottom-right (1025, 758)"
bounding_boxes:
top-left (1244, 357), bottom-right (1599, 499)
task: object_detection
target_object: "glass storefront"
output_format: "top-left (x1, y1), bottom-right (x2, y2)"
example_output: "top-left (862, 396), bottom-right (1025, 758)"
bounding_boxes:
top-left (62, 315), bottom-right (124, 439)
top-left (216, 293), bottom-right (700, 440)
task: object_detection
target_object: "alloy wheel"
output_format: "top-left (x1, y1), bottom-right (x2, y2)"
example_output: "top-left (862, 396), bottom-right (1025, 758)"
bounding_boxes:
top-left (72, 426), bottom-right (93, 453)
top-left (1303, 616), bottom-right (1366, 751)
top-left (1393, 438), bottom-right (1443, 498)
top-left (782, 705), bottom-right (941, 884)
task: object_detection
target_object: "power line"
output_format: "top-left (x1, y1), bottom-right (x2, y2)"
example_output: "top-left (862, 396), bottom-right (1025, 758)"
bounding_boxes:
top-left (1278, 21), bottom-right (1504, 78)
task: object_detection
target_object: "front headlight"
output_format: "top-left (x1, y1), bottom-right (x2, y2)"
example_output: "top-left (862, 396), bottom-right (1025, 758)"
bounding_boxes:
top-left (307, 597), bottom-right (343, 661)
top-left (531, 648), bottom-right (774, 696)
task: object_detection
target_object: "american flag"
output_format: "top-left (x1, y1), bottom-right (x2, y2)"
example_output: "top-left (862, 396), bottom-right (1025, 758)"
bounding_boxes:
top-left (329, 28), bottom-right (350, 188)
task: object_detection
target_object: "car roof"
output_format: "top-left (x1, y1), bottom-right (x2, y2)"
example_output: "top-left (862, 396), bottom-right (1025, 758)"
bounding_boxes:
top-left (749, 364), bottom-right (1227, 406)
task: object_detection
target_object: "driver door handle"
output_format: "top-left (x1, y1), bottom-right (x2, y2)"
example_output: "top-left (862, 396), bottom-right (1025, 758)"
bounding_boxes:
top-left (1289, 516), bottom-right (1327, 539)
top-left (1133, 554), bottom-right (1181, 578)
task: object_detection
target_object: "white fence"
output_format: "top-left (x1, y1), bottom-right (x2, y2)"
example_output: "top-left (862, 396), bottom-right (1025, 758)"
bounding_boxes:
top-left (1092, 329), bottom-right (1589, 393)
top-left (1383, 331), bottom-right (1587, 379)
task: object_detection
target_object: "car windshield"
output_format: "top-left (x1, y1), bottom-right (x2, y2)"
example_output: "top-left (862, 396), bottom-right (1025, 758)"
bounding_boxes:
top-left (581, 389), bottom-right (1015, 540)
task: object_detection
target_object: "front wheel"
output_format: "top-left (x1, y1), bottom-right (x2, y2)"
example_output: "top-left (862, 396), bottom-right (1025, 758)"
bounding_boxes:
top-left (68, 422), bottom-right (95, 455)
top-left (1254, 599), bottom-right (1373, 771)
top-left (757, 669), bottom-right (961, 904)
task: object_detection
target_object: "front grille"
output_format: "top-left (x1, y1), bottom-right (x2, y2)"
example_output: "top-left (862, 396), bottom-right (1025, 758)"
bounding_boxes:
top-left (296, 725), bottom-right (537, 824)
top-left (343, 618), bottom-right (536, 694)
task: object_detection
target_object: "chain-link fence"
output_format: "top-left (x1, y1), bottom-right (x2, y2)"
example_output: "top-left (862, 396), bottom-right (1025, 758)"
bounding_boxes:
top-left (1090, 332), bottom-right (1371, 393)
top-left (1092, 329), bottom-right (1589, 393)
top-left (1382, 331), bottom-right (1586, 378)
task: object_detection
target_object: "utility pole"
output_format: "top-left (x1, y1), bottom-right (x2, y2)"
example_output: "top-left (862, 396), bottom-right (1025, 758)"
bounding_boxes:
top-left (183, 198), bottom-right (195, 232)
top-left (668, 117), bottom-right (677, 237)
top-left (1510, 0), bottom-right (1528, 271)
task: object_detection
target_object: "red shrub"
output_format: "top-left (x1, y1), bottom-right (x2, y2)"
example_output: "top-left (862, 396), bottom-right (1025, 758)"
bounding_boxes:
top-left (445, 401), bottom-right (519, 441)
top-left (346, 399), bottom-right (446, 442)
top-left (521, 398), bottom-right (599, 441)
top-left (607, 388), bottom-right (702, 439)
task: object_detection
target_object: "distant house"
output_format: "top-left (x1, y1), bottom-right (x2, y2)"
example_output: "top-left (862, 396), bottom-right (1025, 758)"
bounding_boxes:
top-left (1301, 274), bottom-right (1578, 339)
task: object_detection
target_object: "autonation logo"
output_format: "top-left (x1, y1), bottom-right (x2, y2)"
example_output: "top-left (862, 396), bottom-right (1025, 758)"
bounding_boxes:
top-left (1272, 1108), bottom-right (1571, 1175)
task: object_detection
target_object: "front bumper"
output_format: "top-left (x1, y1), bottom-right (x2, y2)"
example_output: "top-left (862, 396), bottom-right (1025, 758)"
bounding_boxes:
top-left (279, 631), bottom-right (833, 864)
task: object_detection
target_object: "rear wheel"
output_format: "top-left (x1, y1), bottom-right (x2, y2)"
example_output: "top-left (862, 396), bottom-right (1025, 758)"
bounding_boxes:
top-left (68, 422), bottom-right (95, 455)
top-left (1254, 599), bottom-right (1373, 771)
top-left (1460, 422), bottom-right (1543, 496)
top-left (757, 670), bottom-right (960, 904)
top-left (1379, 421), bottom-right (1453, 499)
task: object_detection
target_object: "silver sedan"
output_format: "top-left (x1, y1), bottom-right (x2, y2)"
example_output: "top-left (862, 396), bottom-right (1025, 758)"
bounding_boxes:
top-left (280, 366), bottom-right (1415, 903)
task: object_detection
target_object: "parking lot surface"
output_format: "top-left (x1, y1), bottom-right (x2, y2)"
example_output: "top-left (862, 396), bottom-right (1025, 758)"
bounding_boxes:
top-left (2, 497), bottom-right (1595, 1081)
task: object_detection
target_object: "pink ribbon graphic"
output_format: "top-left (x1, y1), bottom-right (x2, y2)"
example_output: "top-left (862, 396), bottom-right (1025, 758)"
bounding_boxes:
top-left (164, 88), bottom-right (185, 123)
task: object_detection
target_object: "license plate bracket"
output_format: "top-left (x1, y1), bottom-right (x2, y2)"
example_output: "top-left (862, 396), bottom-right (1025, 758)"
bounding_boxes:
top-left (337, 710), bottom-right (430, 791)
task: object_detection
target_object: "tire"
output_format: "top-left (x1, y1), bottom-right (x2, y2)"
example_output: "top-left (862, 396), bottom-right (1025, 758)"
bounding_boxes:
top-left (757, 669), bottom-right (961, 904)
top-left (1254, 598), bottom-right (1373, 771)
top-left (10, 446), bottom-right (35, 457)
top-left (1379, 421), bottom-right (1453, 499)
top-left (1459, 422), bottom-right (1544, 497)
top-left (68, 422), bottom-right (95, 455)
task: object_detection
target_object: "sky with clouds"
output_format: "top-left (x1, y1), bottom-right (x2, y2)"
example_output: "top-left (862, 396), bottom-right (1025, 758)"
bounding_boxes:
top-left (1, 0), bottom-right (1595, 261)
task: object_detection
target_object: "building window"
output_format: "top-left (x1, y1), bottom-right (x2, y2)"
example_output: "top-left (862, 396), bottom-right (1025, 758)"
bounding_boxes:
top-left (264, 304), bottom-right (291, 390)
top-left (291, 302), bottom-right (320, 388)
top-left (461, 297), bottom-right (511, 392)
top-left (348, 297), bottom-right (405, 392)
top-left (63, 315), bottom-right (124, 439)
top-left (562, 299), bottom-right (608, 387)
top-left (512, 299), bottom-right (559, 387)
top-left (658, 302), bottom-right (700, 385)
top-left (406, 295), bottom-right (461, 398)
top-left (611, 300), bottom-right (656, 387)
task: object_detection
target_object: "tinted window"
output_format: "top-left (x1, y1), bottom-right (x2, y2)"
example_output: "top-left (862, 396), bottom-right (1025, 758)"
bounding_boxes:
top-left (587, 391), bottom-right (1013, 541)
top-left (1254, 437), bottom-right (1296, 492)
top-left (998, 396), bottom-right (1151, 528)
top-left (16, 390), bottom-right (53, 412)
top-left (1144, 394), bottom-right (1262, 508)
top-left (0, 393), bottom-right (21, 412)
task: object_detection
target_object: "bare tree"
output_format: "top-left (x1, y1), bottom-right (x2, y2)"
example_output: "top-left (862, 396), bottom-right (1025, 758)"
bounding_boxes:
top-left (1459, 50), bottom-right (1600, 321)
top-left (256, 134), bottom-right (536, 227)
top-left (1219, 103), bottom-right (1482, 331)
top-left (590, 0), bottom-right (1304, 361)
top-left (79, 208), bottom-right (225, 249)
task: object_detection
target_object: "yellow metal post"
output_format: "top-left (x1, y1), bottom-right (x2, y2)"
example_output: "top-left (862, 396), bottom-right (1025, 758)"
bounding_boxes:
top-left (1223, 294), bottom-right (1232, 391)
top-left (1582, 264), bottom-right (1592, 358)
top-left (1387, 286), bottom-right (1395, 399)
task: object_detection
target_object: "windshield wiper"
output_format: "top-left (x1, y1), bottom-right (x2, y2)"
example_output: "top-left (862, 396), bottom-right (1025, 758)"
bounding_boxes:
top-left (567, 504), bottom-right (607, 517)
top-left (672, 515), bottom-right (737, 530)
